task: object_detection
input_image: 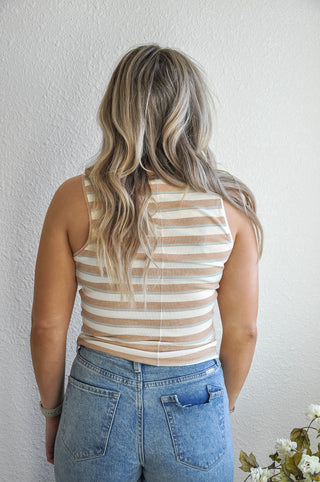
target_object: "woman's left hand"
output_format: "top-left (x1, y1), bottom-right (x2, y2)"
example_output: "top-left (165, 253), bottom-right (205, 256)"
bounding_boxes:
top-left (45, 415), bottom-right (61, 464)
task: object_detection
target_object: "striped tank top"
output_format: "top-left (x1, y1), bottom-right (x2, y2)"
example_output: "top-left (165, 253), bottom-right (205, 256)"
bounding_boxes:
top-left (73, 173), bottom-right (234, 366)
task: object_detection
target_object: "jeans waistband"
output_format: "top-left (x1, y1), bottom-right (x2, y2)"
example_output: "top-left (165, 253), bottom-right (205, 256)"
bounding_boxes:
top-left (76, 344), bottom-right (221, 380)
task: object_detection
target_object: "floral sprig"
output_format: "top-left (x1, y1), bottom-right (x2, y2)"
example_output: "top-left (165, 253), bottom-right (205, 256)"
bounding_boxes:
top-left (239, 404), bottom-right (320, 481)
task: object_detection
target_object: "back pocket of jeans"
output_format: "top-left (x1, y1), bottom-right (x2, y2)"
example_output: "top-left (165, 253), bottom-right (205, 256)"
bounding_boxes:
top-left (161, 384), bottom-right (226, 470)
top-left (60, 375), bottom-right (120, 460)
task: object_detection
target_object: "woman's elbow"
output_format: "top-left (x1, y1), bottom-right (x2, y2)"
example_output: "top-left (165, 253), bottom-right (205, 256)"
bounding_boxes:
top-left (222, 323), bottom-right (258, 341)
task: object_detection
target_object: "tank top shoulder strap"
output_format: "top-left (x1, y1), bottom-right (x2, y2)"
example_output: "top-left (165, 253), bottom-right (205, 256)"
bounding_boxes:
top-left (73, 173), bottom-right (95, 258)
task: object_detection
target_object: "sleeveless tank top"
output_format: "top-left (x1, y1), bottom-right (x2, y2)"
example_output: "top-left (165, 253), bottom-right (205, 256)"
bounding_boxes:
top-left (73, 173), bottom-right (234, 366)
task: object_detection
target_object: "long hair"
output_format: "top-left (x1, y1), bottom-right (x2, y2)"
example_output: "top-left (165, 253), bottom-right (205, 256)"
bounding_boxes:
top-left (84, 44), bottom-right (264, 308)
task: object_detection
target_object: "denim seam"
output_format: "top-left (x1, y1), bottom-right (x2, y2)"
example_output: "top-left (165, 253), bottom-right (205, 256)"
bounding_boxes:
top-left (68, 375), bottom-right (121, 397)
top-left (143, 368), bottom-right (220, 388)
top-left (161, 397), bottom-right (181, 461)
top-left (76, 352), bottom-right (221, 388)
top-left (76, 353), bottom-right (137, 386)
top-left (136, 373), bottom-right (144, 466)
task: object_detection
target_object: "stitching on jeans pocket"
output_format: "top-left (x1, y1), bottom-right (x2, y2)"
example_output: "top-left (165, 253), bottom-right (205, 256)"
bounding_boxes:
top-left (60, 375), bottom-right (120, 460)
top-left (161, 385), bottom-right (226, 470)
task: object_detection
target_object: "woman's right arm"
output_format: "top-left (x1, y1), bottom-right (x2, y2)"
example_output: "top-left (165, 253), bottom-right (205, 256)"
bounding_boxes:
top-left (217, 201), bottom-right (259, 411)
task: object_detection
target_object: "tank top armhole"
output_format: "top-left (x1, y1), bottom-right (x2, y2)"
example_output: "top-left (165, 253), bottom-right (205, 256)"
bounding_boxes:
top-left (72, 173), bottom-right (93, 258)
top-left (220, 196), bottom-right (235, 248)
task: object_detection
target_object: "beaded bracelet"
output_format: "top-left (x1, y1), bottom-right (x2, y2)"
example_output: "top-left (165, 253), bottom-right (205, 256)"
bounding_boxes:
top-left (40, 400), bottom-right (63, 417)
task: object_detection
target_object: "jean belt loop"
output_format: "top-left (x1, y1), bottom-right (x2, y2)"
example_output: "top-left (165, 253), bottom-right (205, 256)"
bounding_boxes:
top-left (133, 361), bottom-right (141, 373)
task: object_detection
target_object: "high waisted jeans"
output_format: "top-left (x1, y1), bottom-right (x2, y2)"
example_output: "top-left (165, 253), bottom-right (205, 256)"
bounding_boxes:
top-left (54, 345), bottom-right (234, 481)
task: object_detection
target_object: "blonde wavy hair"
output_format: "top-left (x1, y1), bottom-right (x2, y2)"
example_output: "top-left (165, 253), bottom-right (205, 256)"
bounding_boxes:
top-left (84, 44), bottom-right (264, 307)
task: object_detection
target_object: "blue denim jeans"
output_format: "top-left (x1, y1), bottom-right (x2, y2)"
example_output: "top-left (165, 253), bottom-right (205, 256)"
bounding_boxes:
top-left (54, 345), bottom-right (234, 481)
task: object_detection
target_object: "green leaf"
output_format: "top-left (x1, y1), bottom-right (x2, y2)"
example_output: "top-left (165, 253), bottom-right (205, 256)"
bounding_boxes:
top-left (269, 451), bottom-right (281, 463)
top-left (282, 453), bottom-right (303, 478)
top-left (278, 469), bottom-right (292, 482)
top-left (293, 452), bottom-right (302, 466)
top-left (315, 442), bottom-right (320, 458)
top-left (279, 466), bottom-right (301, 481)
top-left (290, 427), bottom-right (311, 451)
top-left (239, 450), bottom-right (259, 472)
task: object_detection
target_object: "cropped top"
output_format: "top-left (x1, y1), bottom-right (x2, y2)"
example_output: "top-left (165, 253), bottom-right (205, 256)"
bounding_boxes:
top-left (73, 173), bottom-right (234, 366)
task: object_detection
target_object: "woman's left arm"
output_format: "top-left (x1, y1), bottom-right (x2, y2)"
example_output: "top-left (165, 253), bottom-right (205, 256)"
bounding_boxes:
top-left (30, 179), bottom-right (77, 412)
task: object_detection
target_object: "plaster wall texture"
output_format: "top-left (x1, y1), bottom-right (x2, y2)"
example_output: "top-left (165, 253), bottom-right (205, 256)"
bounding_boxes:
top-left (1, 1), bottom-right (319, 480)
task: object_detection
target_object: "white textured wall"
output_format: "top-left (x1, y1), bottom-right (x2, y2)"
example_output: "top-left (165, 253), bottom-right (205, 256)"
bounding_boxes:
top-left (1, 1), bottom-right (319, 480)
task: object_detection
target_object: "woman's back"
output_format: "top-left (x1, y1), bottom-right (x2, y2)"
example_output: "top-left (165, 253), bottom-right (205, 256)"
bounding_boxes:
top-left (64, 171), bottom-right (237, 366)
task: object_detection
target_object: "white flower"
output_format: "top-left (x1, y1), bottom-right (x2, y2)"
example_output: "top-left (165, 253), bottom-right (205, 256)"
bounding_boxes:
top-left (306, 404), bottom-right (320, 422)
top-left (298, 454), bottom-right (320, 476)
top-left (274, 438), bottom-right (297, 462)
top-left (250, 466), bottom-right (271, 482)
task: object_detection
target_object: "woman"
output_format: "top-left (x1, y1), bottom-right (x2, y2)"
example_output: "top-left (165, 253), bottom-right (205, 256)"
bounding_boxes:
top-left (30, 44), bottom-right (263, 481)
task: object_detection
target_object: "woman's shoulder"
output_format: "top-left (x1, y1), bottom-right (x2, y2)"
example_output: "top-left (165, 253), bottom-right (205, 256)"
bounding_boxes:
top-left (55, 173), bottom-right (84, 195)
top-left (53, 174), bottom-right (85, 213)
top-left (51, 174), bottom-right (89, 255)
top-left (222, 197), bottom-right (258, 263)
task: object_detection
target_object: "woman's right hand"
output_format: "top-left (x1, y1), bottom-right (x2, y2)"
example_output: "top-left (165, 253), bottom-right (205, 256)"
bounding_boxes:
top-left (45, 415), bottom-right (61, 464)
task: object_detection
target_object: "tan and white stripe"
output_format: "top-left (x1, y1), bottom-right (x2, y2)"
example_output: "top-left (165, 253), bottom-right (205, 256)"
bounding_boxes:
top-left (73, 174), bottom-right (234, 366)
